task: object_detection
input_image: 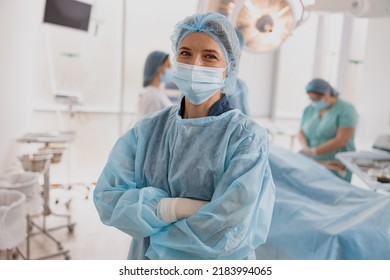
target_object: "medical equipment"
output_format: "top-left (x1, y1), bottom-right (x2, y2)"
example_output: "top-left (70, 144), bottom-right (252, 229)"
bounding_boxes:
top-left (15, 132), bottom-right (76, 260)
top-left (336, 150), bottom-right (390, 191)
top-left (43, 0), bottom-right (88, 126)
top-left (39, 146), bottom-right (66, 164)
top-left (0, 172), bottom-right (41, 215)
top-left (308, 0), bottom-right (390, 18)
top-left (198, 0), bottom-right (390, 52)
top-left (54, 91), bottom-right (82, 106)
top-left (197, 0), bottom-right (305, 52)
top-left (0, 189), bottom-right (26, 259)
top-left (373, 134), bottom-right (390, 152)
top-left (233, 0), bottom-right (305, 52)
top-left (43, 0), bottom-right (92, 32)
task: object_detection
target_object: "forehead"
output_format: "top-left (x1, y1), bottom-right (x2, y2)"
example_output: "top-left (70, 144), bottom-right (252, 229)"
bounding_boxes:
top-left (162, 57), bottom-right (171, 67)
top-left (179, 32), bottom-right (224, 54)
top-left (307, 92), bottom-right (325, 99)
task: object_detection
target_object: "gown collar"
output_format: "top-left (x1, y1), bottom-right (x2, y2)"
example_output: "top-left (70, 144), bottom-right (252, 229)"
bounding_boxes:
top-left (178, 95), bottom-right (232, 118)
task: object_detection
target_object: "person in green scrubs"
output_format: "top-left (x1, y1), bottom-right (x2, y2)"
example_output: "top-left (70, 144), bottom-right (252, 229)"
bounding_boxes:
top-left (298, 78), bottom-right (358, 182)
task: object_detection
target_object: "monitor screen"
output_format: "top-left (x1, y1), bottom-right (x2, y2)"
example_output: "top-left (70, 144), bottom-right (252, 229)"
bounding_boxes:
top-left (43, 0), bottom-right (92, 31)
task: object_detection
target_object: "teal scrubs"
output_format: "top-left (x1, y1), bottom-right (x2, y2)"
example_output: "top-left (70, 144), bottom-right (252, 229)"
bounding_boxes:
top-left (301, 99), bottom-right (358, 181)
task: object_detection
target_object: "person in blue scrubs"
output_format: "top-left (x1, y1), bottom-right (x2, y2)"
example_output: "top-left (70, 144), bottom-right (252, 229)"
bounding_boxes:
top-left (93, 13), bottom-right (275, 260)
top-left (298, 78), bottom-right (358, 182)
top-left (227, 28), bottom-right (250, 115)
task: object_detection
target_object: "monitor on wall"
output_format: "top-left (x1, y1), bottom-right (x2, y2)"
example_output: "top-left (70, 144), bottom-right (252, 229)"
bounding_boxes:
top-left (43, 0), bottom-right (92, 31)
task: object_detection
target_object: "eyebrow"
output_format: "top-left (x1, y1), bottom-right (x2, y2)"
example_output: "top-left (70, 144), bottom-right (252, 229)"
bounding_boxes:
top-left (179, 47), bottom-right (222, 54)
top-left (202, 49), bottom-right (219, 54)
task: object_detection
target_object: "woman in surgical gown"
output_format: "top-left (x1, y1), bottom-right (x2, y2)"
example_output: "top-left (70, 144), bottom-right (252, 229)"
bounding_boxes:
top-left (93, 13), bottom-right (275, 260)
top-left (135, 51), bottom-right (173, 121)
top-left (298, 78), bottom-right (358, 181)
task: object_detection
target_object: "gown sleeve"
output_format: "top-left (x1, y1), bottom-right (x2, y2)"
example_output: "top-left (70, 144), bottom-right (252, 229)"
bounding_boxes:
top-left (146, 126), bottom-right (276, 259)
top-left (93, 128), bottom-right (169, 239)
top-left (238, 80), bottom-right (250, 116)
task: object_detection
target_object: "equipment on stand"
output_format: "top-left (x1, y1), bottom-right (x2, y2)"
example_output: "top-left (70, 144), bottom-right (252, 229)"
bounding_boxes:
top-left (15, 132), bottom-right (76, 260)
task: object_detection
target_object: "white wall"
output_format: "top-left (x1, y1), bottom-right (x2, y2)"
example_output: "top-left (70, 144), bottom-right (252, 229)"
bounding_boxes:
top-left (0, 0), bottom-right (39, 172)
top-left (273, 13), bottom-right (319, 119)
top-left (240, 51), bottom-right (276, 117)
top-left (337, 16), bottom-right (369, 103)
top-left (354, 17), bottom-right (390, 149)
top-left (313, 14), bottom-right (344, 85)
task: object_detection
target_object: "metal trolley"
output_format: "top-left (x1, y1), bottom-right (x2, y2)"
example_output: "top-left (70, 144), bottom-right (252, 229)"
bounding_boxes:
top-left (15, 132), bottom-right (76, 260)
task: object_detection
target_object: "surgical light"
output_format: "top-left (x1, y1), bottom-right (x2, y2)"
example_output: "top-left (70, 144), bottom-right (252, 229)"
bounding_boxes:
top-left (232, 0), bottom-right (305, 52)
top-left (198, 0), bottom-right (305, 52)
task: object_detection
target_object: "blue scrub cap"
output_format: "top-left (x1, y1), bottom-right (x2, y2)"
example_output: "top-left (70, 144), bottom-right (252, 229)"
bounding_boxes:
top-left (170, 13), bottom-right (241, 95)
top-left (235, 28), bottom-right (244, 50)
top-left (143, 51), bottom-right (169, 87)
top-left (305, 78), bottom-right (340, 96)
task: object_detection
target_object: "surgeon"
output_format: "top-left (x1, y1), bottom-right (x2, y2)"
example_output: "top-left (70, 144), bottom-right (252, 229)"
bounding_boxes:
top-left (298, 78), bottom-right (358, 182)
top-left (135, 50), bottom-right (173, 120)
top-left (226, 28), bottom-right (250, 115)
top-left (94, 13), bottom-right (275, 260)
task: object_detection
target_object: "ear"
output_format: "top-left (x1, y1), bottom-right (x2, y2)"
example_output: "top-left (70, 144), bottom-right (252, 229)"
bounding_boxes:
top-left (223, 67), bottom-right (228, 78)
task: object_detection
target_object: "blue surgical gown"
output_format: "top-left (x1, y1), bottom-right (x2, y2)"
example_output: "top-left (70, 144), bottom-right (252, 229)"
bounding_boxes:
top-left (227, 78), bottom-right (250, 115)
top-left (93, 106), bottom-right (275, 260)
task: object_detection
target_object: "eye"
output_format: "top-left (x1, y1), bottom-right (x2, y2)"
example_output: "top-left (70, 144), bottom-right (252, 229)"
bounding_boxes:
top-left (205, 54), bottom-right (216, 59)
top-left (204, 54), bottom-right (218, 60)
top-left (179, 50), bottom-right (191, 57)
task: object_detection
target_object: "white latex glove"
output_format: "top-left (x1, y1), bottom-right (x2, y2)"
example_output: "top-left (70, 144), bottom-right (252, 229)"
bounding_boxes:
top-left (175, 198), bottom-right (208, 220)
top-left (299, 146), bottom-right (316, 157)
top-left (157, 198), bottom-right (179, 223)
top-left (157, 197), bottom-right (208, 223)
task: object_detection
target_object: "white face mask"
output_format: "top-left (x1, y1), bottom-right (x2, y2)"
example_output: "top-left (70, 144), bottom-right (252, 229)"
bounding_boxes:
top-left (311, 100), bottom-right (329, 110)
top-left (172, 62), bottom-right (226, 105)
top-left (160, 69), bottom-right (173, 84)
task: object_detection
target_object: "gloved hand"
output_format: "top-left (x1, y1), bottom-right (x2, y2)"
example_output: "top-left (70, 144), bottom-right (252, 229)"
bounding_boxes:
top-left (157, 197), bottom-right (208, 223)
top-left (157, 198), bottom-right (179, 223)
top-left (175, 198), bottom-right (208, 220)
top-left (299, 146), bottom-right (316, 157)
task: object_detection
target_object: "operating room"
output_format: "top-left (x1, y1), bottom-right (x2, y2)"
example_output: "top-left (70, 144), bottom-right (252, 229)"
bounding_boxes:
top-left (1, 0), bottom-right (390, 260)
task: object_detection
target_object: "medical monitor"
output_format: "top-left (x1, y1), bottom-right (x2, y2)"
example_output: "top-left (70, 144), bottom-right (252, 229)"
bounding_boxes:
top-left (43, 0), bottom-right (92, 31)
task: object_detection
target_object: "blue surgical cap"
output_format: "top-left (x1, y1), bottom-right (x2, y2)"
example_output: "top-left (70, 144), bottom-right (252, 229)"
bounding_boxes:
top-left (235, 28), bottom-right (244, 50)
top-left (143, 51), bottom-right (169, 87)
top-left (170, 13), bottom-right (240, 95)
top-left (305, 78), bottom-right (340, 96)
